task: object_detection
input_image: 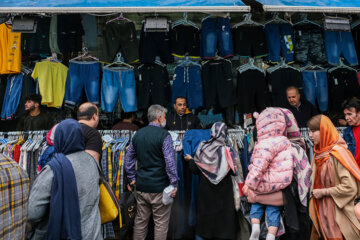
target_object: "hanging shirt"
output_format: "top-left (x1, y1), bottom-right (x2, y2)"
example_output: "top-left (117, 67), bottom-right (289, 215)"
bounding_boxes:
top-left (0, 23), bottom-right (21, 74)
top-left (353, 125), bottom-right (360, 166)
top-left (32, 61), bottom-right (68, 108)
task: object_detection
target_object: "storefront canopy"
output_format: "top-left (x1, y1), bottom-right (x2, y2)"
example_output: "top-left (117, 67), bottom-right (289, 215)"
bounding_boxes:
top-left (0, 0), bottom-right (249, 13)
top-left (256, 0), bottom-right (360, 13)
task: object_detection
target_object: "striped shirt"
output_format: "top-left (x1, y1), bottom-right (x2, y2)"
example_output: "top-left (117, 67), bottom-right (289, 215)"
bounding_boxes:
top-left (0, 154), bottom-right (30, 239)
top-left (125, 122), bottom-right (178, 187)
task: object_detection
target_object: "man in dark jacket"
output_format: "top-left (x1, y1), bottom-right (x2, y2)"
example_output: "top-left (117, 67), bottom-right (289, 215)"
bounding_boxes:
top-left (166, 97), bottom-right (203, 131)
top-left (342, 97), bottom-right (360, 167)
top-left (285, 86), bottom-right (318, 128)
top-left (125, 104), bottom-right (178, 240)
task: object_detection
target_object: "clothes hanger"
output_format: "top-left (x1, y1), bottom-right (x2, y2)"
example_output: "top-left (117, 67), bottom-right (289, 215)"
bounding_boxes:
top-left (267, 57), bottom-right (300, 74)
top-left (69, 47), bottom-right (99, 62)
top-left (42, 52), bottom-right (61, 63)
top-left (106, 13), bottom-right (135, 25)
top-left (237, 57), bottom-right (265, 75)
top-left (293, 13), bottom-right (321, 27)
top-left (265, 12), bottom-right (290, 25)
top-left (232, 13), bottom-right (263, 28)
top-left (328, 58), bottom-right (357, 73)
top-left (104, 53), bottom-right (134, 70)
top-left (177, 56), bottom-right (201, 68)
top-left (172, 13), bottom-right (199, 29)
top-left (300, 61), bottom-right (324, 71)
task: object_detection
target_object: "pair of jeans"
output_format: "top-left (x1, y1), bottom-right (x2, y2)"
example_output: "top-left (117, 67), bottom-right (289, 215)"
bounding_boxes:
top-left (302, 70), bottom-right (328, 112)
top-left (265, 23), bottom-right (294, 63)
top-left (250, 203), bottom-right (282, 227)
top-left (64, 61), bottom-right (100, 108)
top-left (101, 68), bottom-right (138, 113)
top-left (325, 30), bottom-right (358, 65)
top-left (201, 17), bottom-right (234, 59)
top-left (1, 74), bottom-right (23, 120)
top-left (172, 65), bottom-right (203, 109)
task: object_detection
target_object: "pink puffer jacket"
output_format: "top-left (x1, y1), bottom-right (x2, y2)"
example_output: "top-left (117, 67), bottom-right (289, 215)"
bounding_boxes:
top-left (245, 108), bottom-right (293, 194)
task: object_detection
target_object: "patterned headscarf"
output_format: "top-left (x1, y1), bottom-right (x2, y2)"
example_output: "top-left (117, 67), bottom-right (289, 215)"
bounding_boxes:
top-left (194, 122), bottom-right (238, 185)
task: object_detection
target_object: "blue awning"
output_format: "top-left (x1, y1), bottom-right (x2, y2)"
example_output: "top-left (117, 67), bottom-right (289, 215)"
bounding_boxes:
top-left (256, 0), bottom-right (360, 13)
top-left (0, 0), bottom-right (249, 13)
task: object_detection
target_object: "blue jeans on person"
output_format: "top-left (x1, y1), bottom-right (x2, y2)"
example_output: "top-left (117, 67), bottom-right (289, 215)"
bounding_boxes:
top-left (265, 23), bottom-right (294, 63)
top-left (201, 17), bottom-right (234, 58)
top-left (172, 65), bottom-right (204, 109)
top-left (64, 61), bottom-right (100, 108)
top-left (325, 30), bottom-right (359, 66)
top-left (250, 203), bottom-right (281, 227)
top-left (302, 70), bottom-right (329, 112)
top-left (1, 74), bottom-right (23, 120)
top-left (101, 68), bottom-right (138, 113)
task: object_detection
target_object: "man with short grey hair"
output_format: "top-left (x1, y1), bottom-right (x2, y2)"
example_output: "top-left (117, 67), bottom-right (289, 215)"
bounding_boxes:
top-left (125, 104), bottom-right (178, 240)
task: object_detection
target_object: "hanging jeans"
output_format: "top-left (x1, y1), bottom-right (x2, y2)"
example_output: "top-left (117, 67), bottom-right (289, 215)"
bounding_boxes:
top-left (265, 23), bottom-right (294, 63)
top-left (325, 30), bottom-right (358, 66)
top-left (172, 65), bottom-right (203, 109)
top-left (302, 70), bottom-right (328, 112)
top-left (201, 17), bottom-right (234, 59)
top-left (64, 61), bottom-right (100, 108)
top-left (1, 74), bottom-right (23, 120)
top-left (101, 68), bottom-right (138, 113)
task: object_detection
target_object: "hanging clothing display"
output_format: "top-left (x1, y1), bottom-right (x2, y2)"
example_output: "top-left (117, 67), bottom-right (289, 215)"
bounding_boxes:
top-left (327, 67), bottom-right (360, 112)
top-left (57, 14), bottom-right (84, 54)
top-left (31, 60), bottom-right (68, 108)
top-left (101, 67), bottom-right (138, 113)
top-left (64, 61), bottom-right (101, 108)
top-left (267, 68), bottom-right (303, 107)
top-left (81, 14), bottom-right (98, 51)
top-left (171, 25), bottom-right (200, 58)
top-left (301, 70), bottom-right (328, 112)
top-left (325, 29), bottom-right (358, 65)
top-left (233, 25), bottom-right (268, 58)
top-left (202, 59), bottom-right (236, 108)
top-left (102, 21), bottom-right (139, 63)
top-left (265, 23), bottom-right (294, 63)
top-left (0, 23), bottom-right (21, 74)
top-left (1, 74), bottom-right (23, 120)
top-left (237, 69), bottom-right (269, 117)
top-left (172, 64), bottom-right (203, 109)
top-left (49, 15), bottom-right (61, 54)
top-left (201, 17), bottom-right (234, 59)
top-left (137, 64), bottom-right (171, 109)
top-left (293, 23), bottom-right (327, 64)
top-left (139, 22), bottom-right (174, 64)
top-left (21, 17), bottom-right (51, 56)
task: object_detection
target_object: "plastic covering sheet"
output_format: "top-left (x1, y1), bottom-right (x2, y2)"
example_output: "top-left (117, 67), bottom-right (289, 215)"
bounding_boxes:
top-left (0, 0), bottom-right (244, 7)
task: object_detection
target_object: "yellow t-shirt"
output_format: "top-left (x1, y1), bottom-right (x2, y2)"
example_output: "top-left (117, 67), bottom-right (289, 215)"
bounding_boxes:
top-left (32, 61), bottom-right (68, 108)
top-left (0, 23), bottom-right (21, 74)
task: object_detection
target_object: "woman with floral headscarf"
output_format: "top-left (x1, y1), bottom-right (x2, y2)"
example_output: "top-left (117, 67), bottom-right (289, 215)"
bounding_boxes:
top-left (308, 114), bottom-right (360, 239)
top-left (186, 122), bottom-right (239, 240)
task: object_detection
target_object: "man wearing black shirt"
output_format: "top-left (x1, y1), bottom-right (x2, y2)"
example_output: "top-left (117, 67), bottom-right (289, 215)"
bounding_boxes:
top-left (286, 86), bottom-right (318, 128)
top-left (17, 94), bottom-right (50, 131)
top-left (77, 102), bottom-right (102, 162)
top-left (166, 97), bottom-right (203, 131)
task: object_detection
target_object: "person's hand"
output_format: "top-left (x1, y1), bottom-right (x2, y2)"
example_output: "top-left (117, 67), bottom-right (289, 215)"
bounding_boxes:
top-left (242, 185), bottom-right (249, 197)
top-left (312, 188), bottom-right (329, 199)
top-left (338, 119), bottom-right (347, 126)
top-left (171, 188), bottom-right (177, 198)
top-left (127, 181), bottom-right (136, 192)
top-left (184, 154), bottom-right (193, 161)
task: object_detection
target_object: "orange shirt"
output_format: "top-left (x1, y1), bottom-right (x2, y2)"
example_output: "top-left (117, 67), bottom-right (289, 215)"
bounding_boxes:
top-left (0, 23), bottom-right (21, 74)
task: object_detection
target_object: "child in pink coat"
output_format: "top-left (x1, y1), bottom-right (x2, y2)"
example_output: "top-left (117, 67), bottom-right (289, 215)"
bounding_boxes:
top-left (243, 107), bottom-right (294, 240)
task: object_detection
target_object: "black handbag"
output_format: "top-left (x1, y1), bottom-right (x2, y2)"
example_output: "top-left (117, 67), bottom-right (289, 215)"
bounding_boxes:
top-left (119, 191), bottom-right (137, 238)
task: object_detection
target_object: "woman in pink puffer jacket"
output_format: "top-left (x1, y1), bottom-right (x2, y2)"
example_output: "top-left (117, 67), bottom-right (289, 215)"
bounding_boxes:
top-left (243, 107), bottom-right (294, 240)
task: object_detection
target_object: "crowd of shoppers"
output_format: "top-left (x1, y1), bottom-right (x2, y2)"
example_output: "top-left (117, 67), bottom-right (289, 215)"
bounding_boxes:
top-left (3, 92), bottom-right (360, 240)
